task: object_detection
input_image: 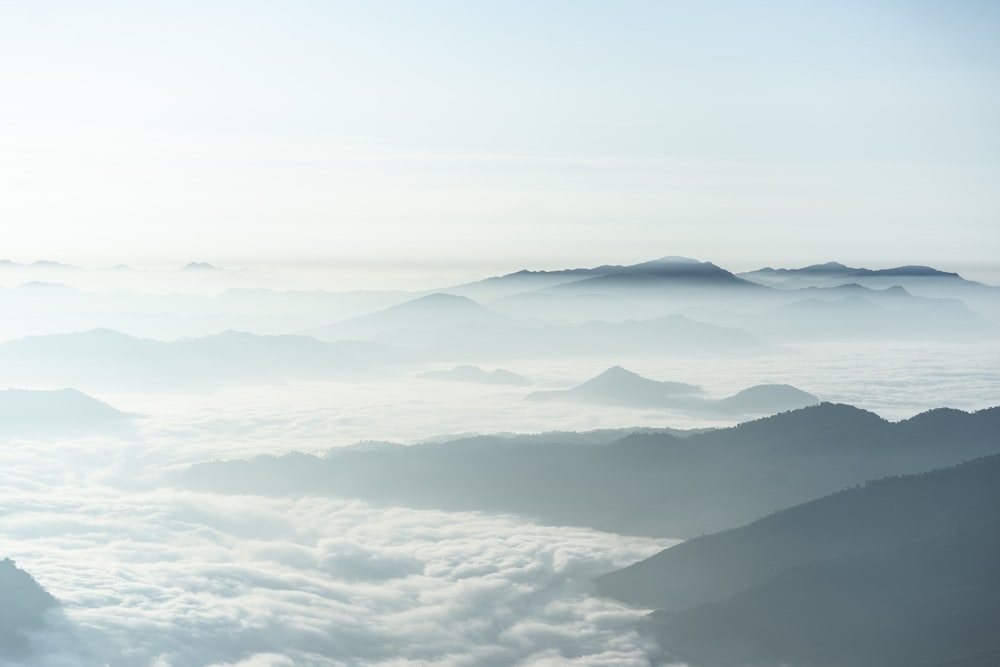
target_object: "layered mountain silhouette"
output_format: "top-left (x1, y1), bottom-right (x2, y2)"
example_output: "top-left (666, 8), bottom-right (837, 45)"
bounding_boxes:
top-left (546, 256), bottom-right (758, 293)
top-left (0, 558), bottom-right (58, 659)
top-left (739, 261), bottom-right (1000, 326)
top-left (740, 262), bottom-right (974, 289)
top-left (527, 366), bottom-right (816, 416)
top-left (449, 256), bottom-right (756, 301)
top-left (0, 388), bottom-right (134, 438)
top-left (436, 256), bottom-right (999, 334)
top-left (597, 454), bottom-right (1000, 667)
top-left (5, 256), bottom-right (992, 345)
top-left (177, 403), bottom-right (1000, 538)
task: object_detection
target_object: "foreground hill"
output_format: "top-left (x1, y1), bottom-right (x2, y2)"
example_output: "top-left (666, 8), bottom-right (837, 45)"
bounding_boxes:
top-left (598, 454), bottom-right (1000, 667)
top-left (0, 558), bottom-right (58, 659)
top-left (177, 403), bottom-right (1000, 537)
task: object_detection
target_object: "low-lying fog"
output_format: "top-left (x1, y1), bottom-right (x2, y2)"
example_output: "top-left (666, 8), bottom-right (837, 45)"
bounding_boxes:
top-left (95, 341), bottom-right (1000, 465)
top-left (3, 258), bottom-right (998, 666)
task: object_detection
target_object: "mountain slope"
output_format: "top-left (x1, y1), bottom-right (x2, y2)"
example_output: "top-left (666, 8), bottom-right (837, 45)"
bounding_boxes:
top-left (597, 455), bottom-right (1000, 667)
top-left (177, 403), bottom-right (1000, 538)
top-left (0, 558), bottom-right (58, 659)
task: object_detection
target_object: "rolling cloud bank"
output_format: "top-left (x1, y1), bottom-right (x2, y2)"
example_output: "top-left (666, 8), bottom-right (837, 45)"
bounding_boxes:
top-left (2, 256), bottom-right (999, 666)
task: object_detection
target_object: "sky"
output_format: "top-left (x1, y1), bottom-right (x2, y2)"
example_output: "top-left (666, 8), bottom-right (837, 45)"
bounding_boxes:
top-left (2, 0), bottom-right (999, 280)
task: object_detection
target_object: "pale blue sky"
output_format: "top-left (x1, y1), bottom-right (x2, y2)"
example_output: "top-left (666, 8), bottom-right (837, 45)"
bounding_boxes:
top-left (2, 1), bottom-right (998, 279)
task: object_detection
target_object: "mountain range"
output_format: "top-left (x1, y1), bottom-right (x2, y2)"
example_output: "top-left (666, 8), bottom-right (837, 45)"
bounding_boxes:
top-left (2, 256), bottom-right (994, 348)
top-left (176, 402), bottom-right (1000, 538)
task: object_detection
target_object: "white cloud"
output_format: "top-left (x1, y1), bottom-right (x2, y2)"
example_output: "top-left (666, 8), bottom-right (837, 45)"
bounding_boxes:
top-left (2, 487), bottom-right (670, 667)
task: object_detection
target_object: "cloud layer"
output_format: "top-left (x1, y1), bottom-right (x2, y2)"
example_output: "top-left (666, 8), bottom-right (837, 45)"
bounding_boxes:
top-left (2, 486), bottom-right (673, 667)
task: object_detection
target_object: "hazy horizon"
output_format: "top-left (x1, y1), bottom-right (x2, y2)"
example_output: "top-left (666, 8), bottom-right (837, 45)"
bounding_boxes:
top-left (3, 2), bottom-right (999, 666)
top-left (3, 1), bottom-right (999, 278)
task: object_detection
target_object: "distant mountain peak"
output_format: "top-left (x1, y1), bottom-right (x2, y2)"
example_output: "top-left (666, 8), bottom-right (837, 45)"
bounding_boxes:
top-left (573, 366), bottom-right (702, 397)
top-left (852, 265), bottom-right (960, 279)
top-left (182, 261), bottom-right (221, 271)
top-left (594, 365), bottom-right (641, 379)
top-left (640, 256), bottom-right (702, 265)
top-left (718, 384), bottom-right (819, 414)
top-left (801, 261), bottom-right (853, 271)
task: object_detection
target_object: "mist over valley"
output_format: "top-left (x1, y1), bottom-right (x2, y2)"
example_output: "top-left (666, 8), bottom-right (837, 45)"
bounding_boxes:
top-left (1, 253), bottom-right (998, 667)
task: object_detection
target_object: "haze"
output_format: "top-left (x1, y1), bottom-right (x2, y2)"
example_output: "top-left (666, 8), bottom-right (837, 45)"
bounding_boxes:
top-left (2, 1), bottom-right (999, 278)
top-left (2, 2), bottom-right (999, 667)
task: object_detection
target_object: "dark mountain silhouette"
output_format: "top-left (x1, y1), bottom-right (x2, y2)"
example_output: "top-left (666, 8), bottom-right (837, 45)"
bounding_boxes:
top-left (418, 365), bottom-right (530, 386)
top-left (598, 455), bottom-right (1000, 667)
top-left (527, 366), bottom-right (702, 407)
top-left (855, 264), bottom-right (964, 279)
top-left (0, 558), bottom-right (58, 659)
top-left (739, 262), bottom-right (971, 288)
top-left (447, 258), bottom-right (761, 314)
top-left (738, 261), bottom-right (1000, 325)
top-left (177, 403), bottom-right (1000, 538)
top-left (546, 257), bottom-right (758, 293)
top-left (0, 329), bottom-right (410, 389)
top-left (0, 388), bottom-right (134, 438)
top-left (457, 257), bottom-right (1000, 334)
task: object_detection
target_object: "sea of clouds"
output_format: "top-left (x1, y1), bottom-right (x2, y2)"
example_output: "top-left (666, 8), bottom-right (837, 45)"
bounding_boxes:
top-left (3, 261), bottom-right (998, 667)
top-left (1, 476), bottom-right (675, 667)
top-left (0, 375), bottom-right (687, 667)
